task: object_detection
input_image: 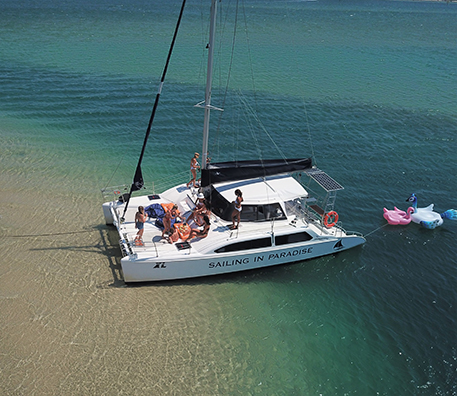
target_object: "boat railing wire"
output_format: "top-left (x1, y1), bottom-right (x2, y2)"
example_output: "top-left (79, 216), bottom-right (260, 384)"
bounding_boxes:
top-left (101, 185), bottom-right (130, 202)
top-left (101, 170), bottom-right (190, 202)
top-left (285, 196), bottom-right (360, 238)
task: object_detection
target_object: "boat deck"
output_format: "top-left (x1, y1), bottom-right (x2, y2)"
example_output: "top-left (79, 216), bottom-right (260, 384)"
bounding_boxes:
top-left (112, 192), bottom-right (344, 260)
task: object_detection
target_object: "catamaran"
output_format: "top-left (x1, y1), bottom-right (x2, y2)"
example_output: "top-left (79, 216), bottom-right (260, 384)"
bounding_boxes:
top-left (102, 0), bottom-right (365, 283)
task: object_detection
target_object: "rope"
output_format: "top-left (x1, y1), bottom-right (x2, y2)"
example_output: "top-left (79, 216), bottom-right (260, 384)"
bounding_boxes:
top-left (103, 154), bottom-right (126, 191)
top-left (122, 0), bottom-right (188, 221)
top-left (213, 0), bottom-right (260, 162)
top-left (106, 0), bottom-right (189, 196)
top-left (241, 0), bottom-right (257, 109)
top-left (238, 92), bottom-right (264, 162)
top-left (3, 228), bottom-right (96, 238)
top-left (364, 223), bottom-right (389, 238)
top-left (238, 91), bottom-right (288, 160)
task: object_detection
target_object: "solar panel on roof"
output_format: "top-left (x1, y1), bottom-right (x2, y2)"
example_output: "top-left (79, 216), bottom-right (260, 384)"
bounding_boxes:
top-left (305, 168), bottom-right (344, 192)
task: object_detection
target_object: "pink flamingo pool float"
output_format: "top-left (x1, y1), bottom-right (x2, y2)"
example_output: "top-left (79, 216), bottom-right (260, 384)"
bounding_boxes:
top-left (383, 207), bottom-right (414, 225)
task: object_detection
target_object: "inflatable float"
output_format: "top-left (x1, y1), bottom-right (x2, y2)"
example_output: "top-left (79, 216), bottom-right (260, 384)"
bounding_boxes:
top-left (406, 193), bottom-right (457, 229)
top-left (383, 194), bottom-right (457, 229)
top-left (383, 207), bottom-right (414, 225)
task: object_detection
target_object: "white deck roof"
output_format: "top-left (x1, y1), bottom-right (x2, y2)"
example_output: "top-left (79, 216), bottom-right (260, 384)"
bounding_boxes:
top-left (214, 174), bottom-right (308, 205)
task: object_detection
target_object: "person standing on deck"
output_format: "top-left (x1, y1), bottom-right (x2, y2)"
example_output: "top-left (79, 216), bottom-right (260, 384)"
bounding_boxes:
top-left (186, 152), bottom-right (200, 188)
top-left (135, 206), bottom-right (147, 245)
top-left (230, 189), bottom-right (243, 230)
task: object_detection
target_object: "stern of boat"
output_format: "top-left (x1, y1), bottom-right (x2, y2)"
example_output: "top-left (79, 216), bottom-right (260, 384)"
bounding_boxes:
top-left (101, 185), bottom-right (130, 225)
top-left (102, 201), bottom-right (115, 225)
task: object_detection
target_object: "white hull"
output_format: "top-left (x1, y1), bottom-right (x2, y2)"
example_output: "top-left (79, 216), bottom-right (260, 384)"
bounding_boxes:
top-left (103, 178), bottom-right (365, 283)
top-left (120, 235), bottom-right (364, 282)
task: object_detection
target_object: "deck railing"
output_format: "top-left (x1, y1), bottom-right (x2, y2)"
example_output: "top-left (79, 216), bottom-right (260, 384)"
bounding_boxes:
top-left (285, 197), bottom-right (351, 237)
top-left (101, 170), bottom-right (190, 202)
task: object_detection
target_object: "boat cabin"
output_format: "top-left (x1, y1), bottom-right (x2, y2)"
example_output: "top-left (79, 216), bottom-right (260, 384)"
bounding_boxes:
top-left (205, 174), bottom-right (308, 223)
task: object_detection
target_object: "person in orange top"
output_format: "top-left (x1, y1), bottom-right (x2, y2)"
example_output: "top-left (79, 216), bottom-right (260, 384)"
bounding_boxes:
top-left (162, 204), bottom-right (184, 238)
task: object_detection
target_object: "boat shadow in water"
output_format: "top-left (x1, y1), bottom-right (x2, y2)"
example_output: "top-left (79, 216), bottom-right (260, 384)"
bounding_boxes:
top-left (102, 225), bottom-right (126, 288)
top-left (23, 224), bottom-right (125, 288)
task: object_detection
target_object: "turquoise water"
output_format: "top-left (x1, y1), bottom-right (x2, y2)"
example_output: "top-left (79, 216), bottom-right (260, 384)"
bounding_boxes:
top-left (1, 0), bottom-right (457, 394)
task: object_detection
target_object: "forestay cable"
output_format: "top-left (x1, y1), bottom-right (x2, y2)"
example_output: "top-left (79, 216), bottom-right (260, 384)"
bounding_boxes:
top-left (121, 0), bottom-right (187, 221)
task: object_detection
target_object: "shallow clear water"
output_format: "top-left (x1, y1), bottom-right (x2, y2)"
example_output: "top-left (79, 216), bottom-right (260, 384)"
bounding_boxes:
top-left (1, 0), bottom-right (457, 394)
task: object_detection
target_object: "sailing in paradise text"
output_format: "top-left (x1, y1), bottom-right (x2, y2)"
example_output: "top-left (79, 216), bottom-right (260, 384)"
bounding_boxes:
top-left (208, 247), bottom-right (314, 268)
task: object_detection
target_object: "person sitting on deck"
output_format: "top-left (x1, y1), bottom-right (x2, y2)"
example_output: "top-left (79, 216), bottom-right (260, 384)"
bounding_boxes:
top-left (195, 199), bottom-right (211, 226)
top-left (186, 193), bottom-right (205, 223)
top-left (187, 194), bottom-right (211, 226)
top-left (161, 204), bottom-right (185, 238)
top-left (185, 215), bottom-right (210, 242)
top-left (165, 226), bottom-right (179, 244)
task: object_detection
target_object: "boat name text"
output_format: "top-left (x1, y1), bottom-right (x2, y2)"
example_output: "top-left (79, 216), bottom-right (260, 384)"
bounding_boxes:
top-left (209, 247), bottom-right (313, 268)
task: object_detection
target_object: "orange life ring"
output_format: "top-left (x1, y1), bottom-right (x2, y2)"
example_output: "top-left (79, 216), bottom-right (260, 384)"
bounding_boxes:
top-left (323, 211), bottom-right (339, 228)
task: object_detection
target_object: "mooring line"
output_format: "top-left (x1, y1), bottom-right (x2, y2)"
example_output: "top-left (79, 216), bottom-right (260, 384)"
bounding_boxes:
top-left (364, 223), bottom-right (389, 238)
top-left (2, 229), bottom-right (96, 238)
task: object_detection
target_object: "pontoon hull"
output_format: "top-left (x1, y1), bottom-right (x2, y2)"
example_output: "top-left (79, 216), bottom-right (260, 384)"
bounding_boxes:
top-left (120, 235), bottom-right (365, 282)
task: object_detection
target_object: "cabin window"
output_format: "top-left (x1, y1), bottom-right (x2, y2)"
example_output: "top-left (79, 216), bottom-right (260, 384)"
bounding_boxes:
top-left (240, 203), bottom-right (286, 222)
top-left (215, 237), bottom-right (271, 253)
top-left (275, 232), bottom-right (313, 246)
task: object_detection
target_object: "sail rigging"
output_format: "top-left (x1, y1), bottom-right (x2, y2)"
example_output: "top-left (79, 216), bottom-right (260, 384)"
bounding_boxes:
top-left (121, 0), bottom-right (187, 220)
top-left (102, 0), bottom-right (366, 283)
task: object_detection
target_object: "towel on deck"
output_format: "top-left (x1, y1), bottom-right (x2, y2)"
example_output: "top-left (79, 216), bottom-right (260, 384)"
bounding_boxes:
top-left (144, 203), bottom-right (165, 218)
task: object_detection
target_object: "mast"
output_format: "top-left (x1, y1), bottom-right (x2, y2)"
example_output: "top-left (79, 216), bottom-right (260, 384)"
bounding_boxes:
top-left (201, 0), bottom-right (218, 170)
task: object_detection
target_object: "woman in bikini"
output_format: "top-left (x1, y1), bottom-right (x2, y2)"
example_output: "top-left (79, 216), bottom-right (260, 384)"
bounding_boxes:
top-left (186, 152), bottom-right (200, 188)
top-left (166, 226), bottom-right (179, 244)
top-left (161, 210), bottom-right (172, 238)
top-left (186, 193), bottom-right (205, 224)
top-left (230, 189), bottom-right (243, 229)
top-left (162, 204), bottom-right (184, 238)
top-left (135, 206), bottom-right (147, 245)
top-left (185, 215), bottom-right (211, 242)
top-left (195, 200), bottom-right (211, 226)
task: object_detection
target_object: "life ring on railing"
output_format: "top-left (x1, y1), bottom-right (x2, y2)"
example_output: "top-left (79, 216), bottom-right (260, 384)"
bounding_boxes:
top-left (323, 211), bottom-right (339, 228)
